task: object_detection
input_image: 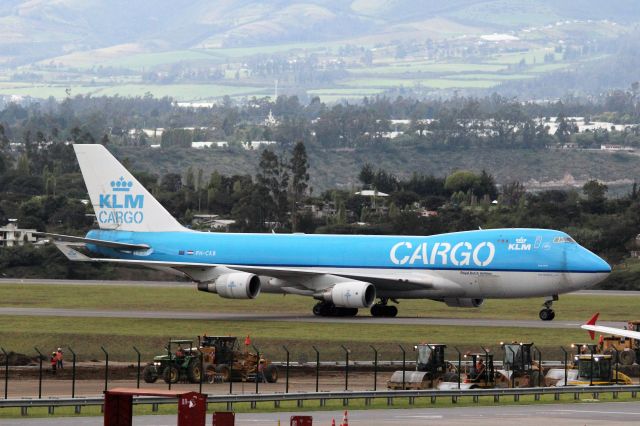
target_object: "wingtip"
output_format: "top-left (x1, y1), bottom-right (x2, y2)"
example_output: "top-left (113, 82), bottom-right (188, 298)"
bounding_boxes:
top-left (586, 312), bottom-right (599, 326)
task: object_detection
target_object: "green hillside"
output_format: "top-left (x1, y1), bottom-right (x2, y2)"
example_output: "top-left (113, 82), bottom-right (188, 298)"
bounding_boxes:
top-left (117, 145), bottom-right (640, 193)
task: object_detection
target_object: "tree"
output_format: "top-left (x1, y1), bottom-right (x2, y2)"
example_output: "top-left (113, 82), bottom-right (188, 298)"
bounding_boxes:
top-left (359, 163), bottom-right (375, 186)
top-left (257, 149), bottom-right (289, 227)
top-left (289, 142), bottom-right (309, 231)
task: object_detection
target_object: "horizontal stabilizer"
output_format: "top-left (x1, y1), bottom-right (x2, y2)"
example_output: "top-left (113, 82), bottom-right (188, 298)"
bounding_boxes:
top-left (53, 242), bottom-right (92, 262)
top-left (42, 232), bottom-right (150, 251)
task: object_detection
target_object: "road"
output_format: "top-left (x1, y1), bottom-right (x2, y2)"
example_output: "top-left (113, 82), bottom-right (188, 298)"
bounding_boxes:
top-left (5, 402), bottom-right (640, 425)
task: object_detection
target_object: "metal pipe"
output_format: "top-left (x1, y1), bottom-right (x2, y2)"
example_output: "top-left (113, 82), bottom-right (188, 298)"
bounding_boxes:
top-left (507, 346), bottom-right (515, 388)
top-left (590, 347), bottom-right (594, 387)
top-left (167, 341), bottom-right (172, 391)
top-left (532, 346), bottom-right (542, 387)
top-left (282, 345), bottom-right (290, 394)
top-left (252, 345), bottom-right (260, 394)
top-left (34, 347), bottom-right (43, 399)
top-left (197, 348), bottom-right (203, 394)
top-left (613, 347), bottom-right (619, 383)
top-left (453, 347), bottom-right (461, 389)
top-left (1, 347), bottom-right (7, 399)
top-left (229, 350), bottom-right (234, 395)
top-left (370, 345), bottom-right (378, 391)
top-left (68, 347), bottom-right (76, 398)
top-left (132, 346), bottom-right (141, 389)
top-left (312, 346), bottom-right (320, 392)
top-left (560, 346), bottom-right (568, 386)
top-left (340, 345), bottom-right (349, 391)
top-left (399, 345), bottom-right (406, 390)
top-left (100, 346), bottom-right (108, 392)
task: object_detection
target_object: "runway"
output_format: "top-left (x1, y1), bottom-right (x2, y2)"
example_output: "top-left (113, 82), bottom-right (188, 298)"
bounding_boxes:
top-left (0, 306), bottom-right (628, 328)
top-left (2, 278), bottom-right (639, 296)
top-left (0, 279), bottom-right (634, 328)
top-left (5, 402), bottom-right (640, 425)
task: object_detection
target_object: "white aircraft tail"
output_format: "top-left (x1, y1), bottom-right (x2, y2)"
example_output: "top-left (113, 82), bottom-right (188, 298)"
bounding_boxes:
top-left (74, 144), bottom-right (185, 232)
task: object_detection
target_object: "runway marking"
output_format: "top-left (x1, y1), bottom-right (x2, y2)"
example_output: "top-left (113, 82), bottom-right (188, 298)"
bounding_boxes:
top-left (395, 415), bottom-right (444, 419)
top-left (553, 409), bottom-right (640, 415)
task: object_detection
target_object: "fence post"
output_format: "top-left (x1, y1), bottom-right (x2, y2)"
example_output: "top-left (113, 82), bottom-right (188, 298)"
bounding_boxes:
top-left (589, 347), bottom-right (594, 387)
top-left (132, 346), bottom-right (141, 389)
top-left (560, 346), bottom-right (568, 386)
top-left (252, 345), bottom-right (260, 394)
top-left (312, 346), bottom-right (320, 392)
top-left (100, 346), bottom-right (109, 392)
top-left (282, 345), bottom-right (290, 394)
top-left (507, 346), bottom-right (516, 388)
top-left (398, 345), bottom-right (406, 390)
top-left (68, 347), bottom-right (76, 398)
top-left (197, 348), bottom-right (203, 394)
top-left (340, 345), bottom-right (350, 391)
top-left (34, 347), bottom-right (44, 399)
top-left (613, 347), bottom-right (619, 383)
top-left (532, 345), bottom-right (542, 387)
top-left (370, 345), bottom-right (378, 391)
top-left (229, 350), bottom-right (233, 395)
top-left (1, 347), bottom-right (8, 399)
top-left (167, 342), bottom-right (172, 391)
top-left (453, 347), bottom-right (461, 390)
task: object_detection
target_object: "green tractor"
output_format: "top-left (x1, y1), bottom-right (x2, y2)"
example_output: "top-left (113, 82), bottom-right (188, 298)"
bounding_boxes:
top-left (143, 339), bottom-right (202, 384)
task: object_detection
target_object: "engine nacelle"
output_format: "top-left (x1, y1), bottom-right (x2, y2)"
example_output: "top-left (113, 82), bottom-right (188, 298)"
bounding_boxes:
top-left (197, 272), bottom-right (261, 299)
top-left (322, 281), bottom-right (376, 308)
top-left (443, 297), bottom-right (484, 308)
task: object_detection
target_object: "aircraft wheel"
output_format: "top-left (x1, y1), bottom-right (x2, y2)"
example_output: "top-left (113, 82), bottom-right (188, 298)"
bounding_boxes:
top-left (385, 305), bottom-right (398, 317)
top-left (539, 308), bottom-right (554, 321)
top-left (313, 302), bottom-right (324, 316)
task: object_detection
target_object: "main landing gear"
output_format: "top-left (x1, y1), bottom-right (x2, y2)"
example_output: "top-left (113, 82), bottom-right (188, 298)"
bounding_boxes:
top-left (370, 298), bottom-right (398, 318)
top-left (312, 301), bottom-right (358, 317)
top-left (539, 295), bottom-right (558, 321)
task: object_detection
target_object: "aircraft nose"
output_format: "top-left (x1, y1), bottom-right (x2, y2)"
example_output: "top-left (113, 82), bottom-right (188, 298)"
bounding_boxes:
top-left (575, 245), bottom-right (611, 273)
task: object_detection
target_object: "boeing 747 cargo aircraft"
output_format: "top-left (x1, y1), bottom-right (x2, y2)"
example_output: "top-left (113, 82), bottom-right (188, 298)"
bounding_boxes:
top-left (48, 145), bottom-right (611, 320)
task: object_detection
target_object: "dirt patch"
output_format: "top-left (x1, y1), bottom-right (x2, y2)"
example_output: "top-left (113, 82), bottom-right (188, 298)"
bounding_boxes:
top-left (0, 351), bottom-right (38, 366)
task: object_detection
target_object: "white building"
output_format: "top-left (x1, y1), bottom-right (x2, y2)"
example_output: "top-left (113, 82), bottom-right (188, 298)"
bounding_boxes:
top-left (0, 221), bottom-right (39, 247)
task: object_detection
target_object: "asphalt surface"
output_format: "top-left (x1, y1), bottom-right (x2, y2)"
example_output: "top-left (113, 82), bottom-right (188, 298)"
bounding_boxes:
top-left (5, 402), bottom-right (640, 425)
top-left (2, 279), bottom-right (640, 296)
top-left (0, 279), bottom-right (635, 328)
top-left (0, 306), bottom-right (628, 329)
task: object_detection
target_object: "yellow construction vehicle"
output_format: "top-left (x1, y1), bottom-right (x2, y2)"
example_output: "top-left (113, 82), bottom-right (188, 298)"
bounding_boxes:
top-left (566, 354), bottom-right (632, 386)
top-left (499, 342), bottom-right (544, 387)
top-left (387, 344), bottom-right (458, 390)
top-left (598, 321), bottom-right (640, 365)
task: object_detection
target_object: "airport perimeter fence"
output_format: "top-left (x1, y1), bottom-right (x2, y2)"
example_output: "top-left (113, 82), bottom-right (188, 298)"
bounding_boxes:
top-left (0, 343), bottom-right (630, 400)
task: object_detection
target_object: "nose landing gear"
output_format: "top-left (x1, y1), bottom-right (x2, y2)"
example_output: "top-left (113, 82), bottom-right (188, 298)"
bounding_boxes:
top-left (539, 295), bottom-right (558, 321)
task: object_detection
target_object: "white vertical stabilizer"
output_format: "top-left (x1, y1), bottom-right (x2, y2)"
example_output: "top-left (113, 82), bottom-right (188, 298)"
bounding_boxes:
top-left (74, 144), bottom-right (185, 232)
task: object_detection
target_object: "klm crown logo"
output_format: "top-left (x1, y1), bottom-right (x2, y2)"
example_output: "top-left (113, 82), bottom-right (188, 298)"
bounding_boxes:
top-left (515, 237), bottom-right (527, 244)
top-left (98, 176), bottom-right (145, 225)
top-left (111, 177), bottom-right (133, 192)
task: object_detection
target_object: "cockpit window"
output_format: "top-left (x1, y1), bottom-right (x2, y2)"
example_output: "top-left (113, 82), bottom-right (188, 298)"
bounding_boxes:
top-left (553, 236), bottom-right (575, 243)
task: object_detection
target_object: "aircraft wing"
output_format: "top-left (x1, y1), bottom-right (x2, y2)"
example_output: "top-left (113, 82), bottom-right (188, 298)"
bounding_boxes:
top-left (53, 245), bottom-right (453, 292)
top-left (580, 313), bottom-right (640, 340)
top-left (40, 233), bottom-right (150, 251)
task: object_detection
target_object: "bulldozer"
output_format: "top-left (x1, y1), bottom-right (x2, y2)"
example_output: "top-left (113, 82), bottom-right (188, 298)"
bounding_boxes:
top-left (499, 342), bottom-right (544, 387)
top-left (199, 335), bottom-right (278, 383)
top-left (598, 321), bottom-right (640, 365)
top-left (565, 354), bottom-right (633, 386)
top-left (387, 344), bottom-right (458, 390)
